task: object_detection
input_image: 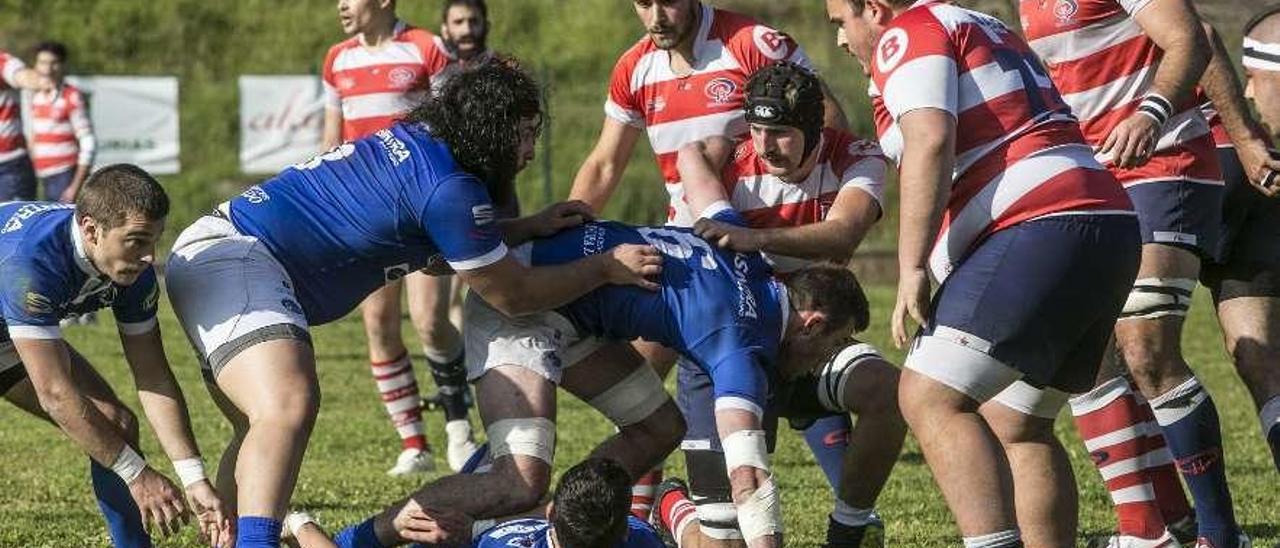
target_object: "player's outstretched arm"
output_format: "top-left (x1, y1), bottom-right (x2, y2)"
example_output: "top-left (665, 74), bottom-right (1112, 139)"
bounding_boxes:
top-left (715, 405), bottom-right (783, 548)
top-left (676, 137), bottom-right (735, 217)
top-left (120, 326), bottom-right (231, 546)
top-left (568, 117), bottom-right (644, 214)
top-left (15, 337), bottom-right (191, 536)
top-left (457, 246), bottom-right (663, 317)
top-left (1101, 0), bottom-right (1210, 168)
top-left (499, 200), bottom-right (596, 246)
top-left (892, 108), bottom-right (954, 349)
top-left (1199, 23), bottom-right (1280, 195)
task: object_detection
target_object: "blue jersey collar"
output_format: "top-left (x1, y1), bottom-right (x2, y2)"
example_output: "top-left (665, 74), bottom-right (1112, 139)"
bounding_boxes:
top-left (68, 217), bottom-right (102, 277)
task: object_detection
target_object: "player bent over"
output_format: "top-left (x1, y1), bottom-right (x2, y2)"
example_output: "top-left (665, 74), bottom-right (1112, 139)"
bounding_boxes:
top-left (0, 165), bottom-right (229, 546)
top-left (675, 61), bottom-right (903, 546)
top-left (164, 59), bottom-right (661, 548)
top-left (828, 0), bottom-right (1142, 546)
top-left (285, 458), bottom-right (664, 548)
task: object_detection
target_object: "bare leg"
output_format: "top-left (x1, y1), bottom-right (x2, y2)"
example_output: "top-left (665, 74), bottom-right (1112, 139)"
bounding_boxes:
top-left (837, 360), bottom-right (906, 509)
top-left (982, 401), bottom-right (1076, 548)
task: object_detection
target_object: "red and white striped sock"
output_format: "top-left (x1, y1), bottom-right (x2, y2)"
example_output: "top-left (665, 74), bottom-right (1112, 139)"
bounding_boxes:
top-left (1070, 376), bottom-right (1167, 540)
top-left (370, 353), bottom-right (428, 452)
top-left (631, 467), bottom-right (663, 520)
top-left (1129, 380), bottom-right (1194, 524)
top-left (658, 485), bottom-right (698, 547)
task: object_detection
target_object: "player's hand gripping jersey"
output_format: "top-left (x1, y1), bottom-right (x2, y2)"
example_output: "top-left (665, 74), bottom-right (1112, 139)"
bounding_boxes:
top-left (0, 202), bottom-right (158, 341)
top-left (225, 122), bottom-right (506, 326)
top-left (606, 4), bottom-right (814, 225)
top-left (525, 209), bottom-right (785, 413)
top-left (870, 0), bottom-right (1132, 280)
top-left (474, 516), bottom-right (663, 548)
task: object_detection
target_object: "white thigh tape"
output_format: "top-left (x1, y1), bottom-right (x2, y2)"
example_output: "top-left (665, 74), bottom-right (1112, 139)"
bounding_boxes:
top-left (487, 417), bottom-right (556, 464)
top-left (722, 429), bottom-right (770, 473)
top-left (738, 475), bottom-right (784, 541)
top-left (1121, 278), bottom-right (1196, 320)
top-left (588, 365), bottom-right (669, 427)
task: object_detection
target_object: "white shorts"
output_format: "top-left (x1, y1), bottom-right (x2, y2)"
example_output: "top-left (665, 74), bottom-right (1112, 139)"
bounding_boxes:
top-left (165, 214), bottom-right (310, 381)
top-left (462, 291), bottom-right (602, 385)
top-left (991, 380), bottom-right (1071, 419)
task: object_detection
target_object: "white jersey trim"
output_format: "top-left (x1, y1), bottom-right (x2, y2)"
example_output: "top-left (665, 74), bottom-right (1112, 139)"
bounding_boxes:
top-left (9, 324), bottom-right (62, 340)
top-left (447, 242), bottom-right (509, 271)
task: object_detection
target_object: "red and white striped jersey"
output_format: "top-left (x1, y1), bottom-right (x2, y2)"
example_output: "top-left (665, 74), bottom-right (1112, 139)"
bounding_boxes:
top-left (720, 128), bottom-right (887, 272)
top-left (29, 83), bottom-right (95, 177)
top-left (870, 1), bottom-right (1132, 281)
top-left (606, 4), bottom-right (813, 226)
top-left (0, 51), bottom-right (29, 164)
top-left (1020, 0), bottom-right (1219, 186)
top-left (323, 21), bottom-right (450, 141)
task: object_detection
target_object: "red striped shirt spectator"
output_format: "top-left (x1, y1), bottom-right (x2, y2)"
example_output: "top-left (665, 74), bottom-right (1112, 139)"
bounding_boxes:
top-left (0, 49), bottom-right (51, 201)
top-left (30, 41), bottom-right (94, 203)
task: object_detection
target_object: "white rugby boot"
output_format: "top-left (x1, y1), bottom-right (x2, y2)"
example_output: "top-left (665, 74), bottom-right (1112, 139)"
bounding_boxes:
top-left (387, 447), bottom-right (435, 476)
top-left (1100, 530), bottom-right (1180, 548)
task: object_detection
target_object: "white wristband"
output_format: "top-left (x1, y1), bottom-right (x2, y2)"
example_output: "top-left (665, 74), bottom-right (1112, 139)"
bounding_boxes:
top-left (111, 445), bottom-right (147, 484)
top-left (172, 457), bottom-right (207, 488)
top-left (284, 512), bottom-right (317, 538)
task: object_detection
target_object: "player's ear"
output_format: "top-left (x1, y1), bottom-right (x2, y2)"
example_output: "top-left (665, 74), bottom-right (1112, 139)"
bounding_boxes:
top-left (799, 310), bottom-right (829, 339)
top-left (544, 500), bottom-right (555, 521)
top-left (866, 0), bottom-right (894, 25)
top-left (78, 214), bottom-right (99, 245)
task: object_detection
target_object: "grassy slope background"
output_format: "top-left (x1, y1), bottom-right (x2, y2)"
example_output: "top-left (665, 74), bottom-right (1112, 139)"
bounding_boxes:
top-left (0, 1), bottom-right (1273, 546)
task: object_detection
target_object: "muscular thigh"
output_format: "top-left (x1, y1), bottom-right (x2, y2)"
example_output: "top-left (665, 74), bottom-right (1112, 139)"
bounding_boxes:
top-left (404, 271), bottom-right (451, 319)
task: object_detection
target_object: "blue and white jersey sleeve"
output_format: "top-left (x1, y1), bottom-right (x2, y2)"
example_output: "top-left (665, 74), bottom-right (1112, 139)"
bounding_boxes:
top-left (692, 328), bottom-right (772, 418)
top-left (0, 259), bottom-right (69, 340)
top-left (699, 201), bottom-right (749, 227)
top-left (421, 174), bottom-right (508, 271)
top-left (112, 268), bottom-right (160, 335)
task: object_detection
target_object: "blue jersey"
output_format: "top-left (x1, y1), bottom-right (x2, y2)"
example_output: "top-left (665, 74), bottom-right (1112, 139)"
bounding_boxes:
top-left (473, 516), bottom-right (664, 548)
top-left (227, 122), bottom-right (506, 325)
top-left (528, 210), bottom-right (786, 412)
top-left (0, 203), bottom-right (159, 341)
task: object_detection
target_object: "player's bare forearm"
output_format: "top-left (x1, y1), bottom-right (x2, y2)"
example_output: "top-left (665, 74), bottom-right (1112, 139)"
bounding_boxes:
top-left (1134, 0), bottom-right (1209, 104)
top-left (1199, 24), bottom-right (1259, 144)
top-left (121, 328), bottom-right (201, 461)
top-left (15, 338), bottom-right (136, 466)
top-left (752, 218), bottom-right (863, 263)
top-left (676, 140), bottom-right (732, 216)
top-left (321, 108), bottom-right (343, 150)
top-left (12, 68), bottom-right (51, 91)
top-left (459, 248), bottom-right (660, 317)
top-left (569, 118), bottom-right (642, 213)
top-left (897, 110), bottom-right (955, 276)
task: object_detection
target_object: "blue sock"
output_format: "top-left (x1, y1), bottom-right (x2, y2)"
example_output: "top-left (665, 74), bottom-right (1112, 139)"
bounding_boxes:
top-left (237, 516), bottom-right (283, 548)
top-left (334, 517), bottom-right (383, 548)
top-left (90, 459), bottom-right (152, 548)
top-left (1150, 378), bottom-right (1239, 545)
top-left (803, 414), bottom-right (852, 492)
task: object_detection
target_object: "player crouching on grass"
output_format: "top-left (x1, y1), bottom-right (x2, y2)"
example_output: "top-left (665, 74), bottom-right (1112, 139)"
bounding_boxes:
top-left (0, 164), bottom-right (229, 546)
top-left (164, 57), bottom-right (664, 548)
top-left (677, 61), bottom-right (903, 547)
top-left (283, 458), bottom-right (666, 548)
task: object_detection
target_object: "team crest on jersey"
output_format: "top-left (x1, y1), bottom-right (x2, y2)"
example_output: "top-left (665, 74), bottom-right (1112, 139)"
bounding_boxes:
top-left (1053, 0), bottom-right (1079, 23)
top-left (388, 67), bottom-right (418, 88)
top-left (876, 28), bottom-right (909, 72)
top-left (24, 292), bottom-right (55, 315)
top-left (240, 185), bottom-right (270, 204)
top-left (752, 26), bottom-right (791, 61)
top-left (704, 77), bottom-right (737, 105)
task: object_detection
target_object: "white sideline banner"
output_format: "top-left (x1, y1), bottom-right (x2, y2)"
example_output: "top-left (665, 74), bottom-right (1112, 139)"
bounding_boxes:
top-left (66, 76), bottom-right (181, 174)
top-left (238, 75), bottom-right (324, 173)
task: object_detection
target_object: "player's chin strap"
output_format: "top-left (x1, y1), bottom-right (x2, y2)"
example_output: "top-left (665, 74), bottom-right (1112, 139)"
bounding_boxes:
top-left (721, 430), bottom-right (784, 542)
top-left (1244, 37), bottom-right (1280, 72)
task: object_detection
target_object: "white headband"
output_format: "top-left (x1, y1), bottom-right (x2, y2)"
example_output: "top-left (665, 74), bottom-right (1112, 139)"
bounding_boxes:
top-left (1244, 36), bottom-right (1280, 71)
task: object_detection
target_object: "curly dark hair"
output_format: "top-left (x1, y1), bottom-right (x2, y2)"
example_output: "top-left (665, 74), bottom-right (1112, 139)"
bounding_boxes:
top-left (404, 55), bottom-right (542, 206)
top-left (550, 458), bottom-right (633, 548)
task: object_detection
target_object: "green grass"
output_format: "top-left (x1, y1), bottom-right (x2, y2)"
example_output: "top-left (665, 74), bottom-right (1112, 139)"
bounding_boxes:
top-left (0, 286), bottom-right (1275, 546)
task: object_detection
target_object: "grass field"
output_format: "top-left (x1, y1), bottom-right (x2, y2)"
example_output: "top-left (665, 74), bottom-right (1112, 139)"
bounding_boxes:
top-left (0, 285), bottom-right (1275, 546)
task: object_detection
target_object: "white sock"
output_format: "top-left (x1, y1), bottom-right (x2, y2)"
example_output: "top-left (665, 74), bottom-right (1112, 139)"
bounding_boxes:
top-left (1261, 395), bottom-right (1280, 439)
top-left (963, 529), bottom-right (1021, 548)
top-left (423, 344), bottom-right (462, 365)
top-left (1147, 376), bottom-right (1208, 426)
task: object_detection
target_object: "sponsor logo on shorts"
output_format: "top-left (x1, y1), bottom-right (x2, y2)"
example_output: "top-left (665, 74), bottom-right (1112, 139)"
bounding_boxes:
top-left (1153, 231), bottom-right (1197, 246)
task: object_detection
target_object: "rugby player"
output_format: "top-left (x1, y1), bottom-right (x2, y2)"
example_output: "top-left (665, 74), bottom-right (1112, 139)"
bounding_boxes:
top-left (0, 165), bottom-right (228, 546)
top-left (287, 458), bottom-right (665, 548)
top-left (434, 0), bottom-right (493, 89)
top-left (29, 41), bottom-right (95, 204)
top-left (569, 0), bottom-right (855, 520)
top-left (322, 0), bottom-right (478, 475)
top-left (827, 1), bottom-right (1141, 547)
top-left (675, 61), bottom-right (903, 546)
top-left (0, 48), bottom-right (51, 202)
top-left (165, 59), bottom-right (663, 548)
top-left (1020, 0), bottom-right (1251, 544)
top-left (1197, 4), bottom-right (1280, 479)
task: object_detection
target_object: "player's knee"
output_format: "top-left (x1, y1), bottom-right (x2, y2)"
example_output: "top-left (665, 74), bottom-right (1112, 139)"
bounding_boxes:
top-left (486, 416), bottom-right (556, 509)
top-left (1226, 335), bottom-right (1280, 396)
top-left (589, 363), bottom-right (681, 445)
top-left (253, 384), bottom-right (321, 433)
top-left (989, 412), bottom-right (1056, 445)
top-left (846, 360), bottom-right (902, 419)
top-left (626, 399), bottom-right (685, 454)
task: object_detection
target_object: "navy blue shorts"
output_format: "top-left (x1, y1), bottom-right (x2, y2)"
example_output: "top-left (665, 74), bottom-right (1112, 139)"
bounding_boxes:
top-left (1201, 147), bottom-right (1280, 301)
top-left (905, 215), bottom-right (1141, 397)
top-left (676, 357), bottom-right (778, 453)
top-left (1125, 180), bottom-right (1223, 258)
top-left (41, 169), bottom-right (75, 202)
top-left (0, 156), bottom-right (36, 202)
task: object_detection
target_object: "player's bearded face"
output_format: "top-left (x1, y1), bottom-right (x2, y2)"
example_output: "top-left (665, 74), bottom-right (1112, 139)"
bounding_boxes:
top-left (515, 117), bottom-right (540, 171)
top-left (1245, 69), bottom-right (1280, 139)
top-left (84, 214), bottom-right (164, 286)
top-left (443, 6), bottom-right (487, 56)
top-left (636, 0), bottom-right (698, 50)
top-left (751, 124), bottom-right (806, 178)
top-left (826, 0), bottom-right (882, 75)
